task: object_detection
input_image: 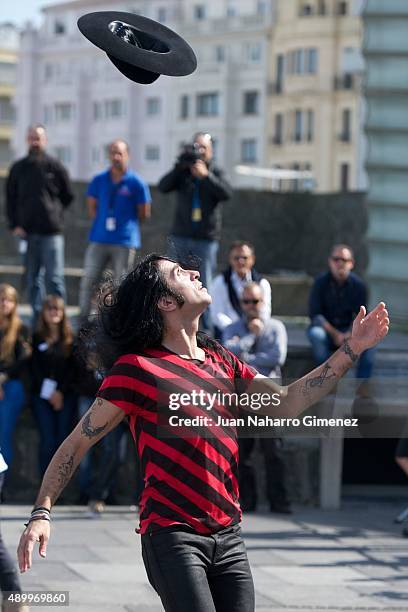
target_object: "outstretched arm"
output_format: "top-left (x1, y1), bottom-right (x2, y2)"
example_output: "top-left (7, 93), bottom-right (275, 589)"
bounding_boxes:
top-left (245, 302), bottom-right (389, 417)
top-left (17, 398), bottom-right (125, 573)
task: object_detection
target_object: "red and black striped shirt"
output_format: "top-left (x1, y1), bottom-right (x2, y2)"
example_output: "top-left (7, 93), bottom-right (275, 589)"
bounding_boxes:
top-left (97, 344), bottom-right (256, 535)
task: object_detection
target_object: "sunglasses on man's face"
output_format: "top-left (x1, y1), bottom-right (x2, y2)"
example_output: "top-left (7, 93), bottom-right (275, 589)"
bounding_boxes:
top-left (232, 255), bottom-right (250, 262)
top-left (242, 299), bottom-right (260, 305)
top-left (331, 256), bottom-right (352, 263)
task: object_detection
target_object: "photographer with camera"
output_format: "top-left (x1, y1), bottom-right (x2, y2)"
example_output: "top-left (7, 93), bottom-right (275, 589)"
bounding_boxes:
top-left (158, 132), bottom-right (232, 331)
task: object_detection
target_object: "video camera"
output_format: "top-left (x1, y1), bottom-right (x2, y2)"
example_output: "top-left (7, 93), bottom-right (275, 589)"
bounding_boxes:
top-left (177, 142), bottom-right (205, 169)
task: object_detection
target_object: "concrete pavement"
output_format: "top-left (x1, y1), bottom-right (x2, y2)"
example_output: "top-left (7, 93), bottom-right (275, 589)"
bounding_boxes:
top-left (2, 499), bottom-right (408, 611)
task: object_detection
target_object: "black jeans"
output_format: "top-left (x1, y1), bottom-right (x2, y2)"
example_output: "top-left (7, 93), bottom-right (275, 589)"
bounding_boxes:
top-left (141, 523), bottom-right (255, 612)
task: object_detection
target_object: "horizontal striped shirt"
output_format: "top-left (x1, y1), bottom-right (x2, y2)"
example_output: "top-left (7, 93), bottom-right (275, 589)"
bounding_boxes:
top-left (97, 344), bottom-right (256, 534)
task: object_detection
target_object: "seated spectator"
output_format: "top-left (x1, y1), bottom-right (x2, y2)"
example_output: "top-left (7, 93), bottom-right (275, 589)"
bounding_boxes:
top-left (307, 244), bottom-right (374, 388)
top-left (222, 282), bottom-right (291, 513)
top-left (30, 296), bottom-right (76, 476)
top-left (211, 241), bottom-right (271, 338)
top-left (0, 284), bottom-right (31, 469)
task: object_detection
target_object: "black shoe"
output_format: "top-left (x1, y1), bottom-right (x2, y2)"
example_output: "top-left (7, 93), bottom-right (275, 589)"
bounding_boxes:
top-left (269, 503), bottom-right (292, 515)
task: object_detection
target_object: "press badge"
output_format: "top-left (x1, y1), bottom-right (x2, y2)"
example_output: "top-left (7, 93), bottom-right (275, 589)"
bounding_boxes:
top-left (106, 217), bottom-right (117, 231)
top-left (191, 208), bottom-right (202, 222)
top-left (40, 378), bottom-right (58, 400)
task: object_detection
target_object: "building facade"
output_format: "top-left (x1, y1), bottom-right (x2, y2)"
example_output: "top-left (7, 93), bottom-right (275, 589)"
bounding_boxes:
top-left (266, 0), bottom-right (366, 192)
top-left (0, 23), bottom-right (18, 176)
top-left (363, 0), bottom-right (408, 322)
top-left (13, 0), bottom-right (274, 188)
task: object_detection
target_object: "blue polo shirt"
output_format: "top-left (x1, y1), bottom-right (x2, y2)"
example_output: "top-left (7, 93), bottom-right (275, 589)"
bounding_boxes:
top-left (87, 169), bottom-right (151, 248)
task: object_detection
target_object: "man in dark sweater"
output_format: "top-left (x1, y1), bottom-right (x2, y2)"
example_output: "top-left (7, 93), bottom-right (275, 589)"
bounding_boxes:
top-left (5, 125), bottom-right (74, 322)
top-left (158, 132), bottom-right (232, 329)
top-left (307, 244), bottom-right (375, 381)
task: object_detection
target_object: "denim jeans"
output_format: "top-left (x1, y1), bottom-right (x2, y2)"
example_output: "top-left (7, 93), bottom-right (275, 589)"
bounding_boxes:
top-left (0, 472), bottom-right (22, 594)
top-left (26, 234), bottom-right (66, 323)
top-left (141, 523), bottom-right (254, 612)
top-left (31, 394), bottom-right (76, 476)
top-left (168, 235), bottom-right (218, 331)
top-left (79, 242), bottom-right (137, 319)
top-left (307, 325), bottom-right (375, 379)
top-left (0, 380), bottom-right (25, 468)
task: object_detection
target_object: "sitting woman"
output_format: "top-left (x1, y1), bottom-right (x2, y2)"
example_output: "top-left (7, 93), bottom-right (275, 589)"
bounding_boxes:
top-left (0, 283), bottom-right (31, 469)
top-left (31, 295), bottom-right (76, 476)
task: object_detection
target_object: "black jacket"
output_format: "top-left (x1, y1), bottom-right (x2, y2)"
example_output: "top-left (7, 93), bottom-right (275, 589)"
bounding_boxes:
top-left (158, 162), bottom-right (232, 241)
top-left (30, 333), bottom-right (75, 395)
top-left (5, 152), bottom-right (74, 234)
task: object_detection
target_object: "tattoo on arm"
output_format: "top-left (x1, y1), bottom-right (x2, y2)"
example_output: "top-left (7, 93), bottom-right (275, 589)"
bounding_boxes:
top-left (81, 401), bottom-right (109, 439)
top-left (57, 454), bottom-right (74, 488)
top-left (301, 363), bottom-right (337, 396)
top-left (341, 339), bottom-right (358, 363)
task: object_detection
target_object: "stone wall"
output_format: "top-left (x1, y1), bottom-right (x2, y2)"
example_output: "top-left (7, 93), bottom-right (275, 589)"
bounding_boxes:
top-left (0, 177), bottom-right (368, 277)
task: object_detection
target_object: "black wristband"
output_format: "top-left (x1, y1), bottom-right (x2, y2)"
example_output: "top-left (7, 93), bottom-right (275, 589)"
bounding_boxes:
top-left (32, 506), bottom-right (51, 514)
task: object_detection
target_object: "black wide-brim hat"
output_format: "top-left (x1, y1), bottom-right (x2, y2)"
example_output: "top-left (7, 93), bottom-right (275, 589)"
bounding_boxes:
top-left (77, 11), bottom-right (197, 84)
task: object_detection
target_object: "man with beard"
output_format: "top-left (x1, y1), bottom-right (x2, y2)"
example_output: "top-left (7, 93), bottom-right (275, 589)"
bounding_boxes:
top-left (5, 125), bottom-right (73, 323)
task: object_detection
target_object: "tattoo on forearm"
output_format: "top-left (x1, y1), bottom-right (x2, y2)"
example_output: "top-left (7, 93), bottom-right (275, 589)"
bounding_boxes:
top-left (301, 363), bottom-right (337, 396)
top-left (81, 406), bottom-right (108, 439)
top-left (341, 339), bottom-right (358, 363)
top-left (57, 454), bottom-right (74, 487)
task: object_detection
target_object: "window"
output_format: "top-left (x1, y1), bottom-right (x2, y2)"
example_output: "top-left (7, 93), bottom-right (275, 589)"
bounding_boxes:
top-left (180, 95), bottom-right (189, 119)
top-left (146, 97), bottom-right (161, 116)
top-left (337, 1), bottom-right (348, 15)
top-left (340, 109), bottom-right (352, 142)
top-left (54, 20), bottom-right (66, 35)
top-left (197, 93), bottom-right (219, 116)
top-left (340, 163), bottom-right (349, 190)
top-left (243, 91), bottom-right (259, 115)
top-left (306, 48), bottom-right (318, 73)
top-left (105, 99), bottom-right (125, 118)
top-left (93, 102), bottom-right (102, 121)
top-left (145, 145), bottom-right (160, 161)
top-left (294, 109), bottom-right (303, 142)
top-left (55, 102), bottom-right (73, 122)
top-left (194, 5), bottom-right (206, 20)
top-left (0, 97), bottom-right (14, 123)
top-left (276, 54), bottom-right (284, 92)
top-left (274, 113), bottom-right (284, 144)
top-left (91, 147), bottom-right (100, 163)
top-left (306, 110), bottom-right (314, 142)
top-left (158, 7), bottom-right (167, 22)
top-left (257, 1), bottom-right (267, 14)
top-left (0, 62), bottom-right (16, 86)
top-left (295, 49), bottom-right (305, 74)
top-left (299, 3), bottom-right (313, 16)
top-left (44, 63), bottom-right (53, 82)
top-left (318, 0), bottom-right (326, 15)
top-left (215, 45), bottom-right (225, 63)
top-left (241, 139), bottom-right (257, 163)
top-left (245, 42), bottom-right (262, 63)
top-left (54, 146), bottom-right (71, 164)
top-left (227, 2), bottom-right (237, 17)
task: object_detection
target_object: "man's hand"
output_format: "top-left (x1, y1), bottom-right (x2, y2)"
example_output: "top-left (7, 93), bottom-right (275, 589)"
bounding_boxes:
top-left (17, 520), bottom-right (50, 573)
top-left (190, 160), bottom-right (209, 179)
top-left (248, 318), bottom-right (264, 336)
top-left (350, 302), bottom-right (389, 353)
top-left (49, 390), bottom-right (63, 411)
top-left (12, 226), bottom-right (26, 238)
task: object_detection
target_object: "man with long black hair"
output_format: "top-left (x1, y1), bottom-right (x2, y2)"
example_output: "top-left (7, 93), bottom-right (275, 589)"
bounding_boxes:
top-left (17, 254), bottom-right (389, 612)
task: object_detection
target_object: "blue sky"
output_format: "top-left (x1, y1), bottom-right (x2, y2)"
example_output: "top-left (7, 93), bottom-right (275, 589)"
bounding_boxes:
top-left (2, 0), bottom-right (67, 26)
